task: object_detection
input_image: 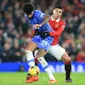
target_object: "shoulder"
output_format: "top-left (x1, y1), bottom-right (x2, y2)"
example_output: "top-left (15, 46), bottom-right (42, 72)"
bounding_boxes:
top-left (34, 10), bottom-right (42, 13)
top-left (34, 10), bottom-right (43, 16)
top-left (34, 10), bottom-right (45, 18)
top-left (59, 19), bottom-right (66, 29)
top-left (24, 13), bottom-right (29, 20)
top-left (60, 18), bottom-right (66, 25)
top-left (24, 13), bottom-right (28, 18)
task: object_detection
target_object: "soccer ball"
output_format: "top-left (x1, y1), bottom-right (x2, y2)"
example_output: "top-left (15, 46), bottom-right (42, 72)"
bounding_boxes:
top-left (28, 66), bottom-right (40, 76)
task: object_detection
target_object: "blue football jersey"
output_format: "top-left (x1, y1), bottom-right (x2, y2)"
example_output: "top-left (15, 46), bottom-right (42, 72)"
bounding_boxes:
top-left (24, 10), bottom-right (54, 32)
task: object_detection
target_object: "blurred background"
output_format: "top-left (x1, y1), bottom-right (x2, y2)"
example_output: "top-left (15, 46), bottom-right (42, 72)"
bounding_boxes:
top-left (0, 0), bottom-right (85, 72)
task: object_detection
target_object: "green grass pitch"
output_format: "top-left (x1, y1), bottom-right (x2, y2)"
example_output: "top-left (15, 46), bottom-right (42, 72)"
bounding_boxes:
top-left (0, 72), bottom-right (85, 85)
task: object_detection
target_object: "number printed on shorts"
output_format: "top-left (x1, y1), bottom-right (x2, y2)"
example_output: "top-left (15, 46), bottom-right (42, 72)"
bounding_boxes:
top-left (41, 40), bottom-right (48, 46)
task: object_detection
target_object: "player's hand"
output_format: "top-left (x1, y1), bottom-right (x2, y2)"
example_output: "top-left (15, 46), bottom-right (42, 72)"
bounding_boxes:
top-left (33, 24), bottom-right (41, 29)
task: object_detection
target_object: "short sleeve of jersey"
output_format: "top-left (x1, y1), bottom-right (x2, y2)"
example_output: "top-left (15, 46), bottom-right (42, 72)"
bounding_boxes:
top-left (24, 14), bottom-right (28, 20)
top-left (61, 21), bottom-right (66, 29)
top-left (34, 10), bottom-right (46, 20)
top-left (24, 13), bottom-right (30, 23)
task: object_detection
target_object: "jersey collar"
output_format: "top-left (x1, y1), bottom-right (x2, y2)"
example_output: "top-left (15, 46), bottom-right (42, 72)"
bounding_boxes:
top-left (51, 15), bottom-right (60, 22)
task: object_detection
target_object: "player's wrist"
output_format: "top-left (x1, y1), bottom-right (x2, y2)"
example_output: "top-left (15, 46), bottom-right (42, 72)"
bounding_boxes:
top-left (39, 24), bottom-right (43, 27)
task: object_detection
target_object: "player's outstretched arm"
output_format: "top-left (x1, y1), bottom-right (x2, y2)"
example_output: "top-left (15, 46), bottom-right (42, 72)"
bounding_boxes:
top-left (33, 15), bottom-right (50, 29)
top-left (40, 15), bottom-right (50, 27)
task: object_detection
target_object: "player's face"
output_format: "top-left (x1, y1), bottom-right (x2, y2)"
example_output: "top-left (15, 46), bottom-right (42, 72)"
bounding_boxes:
top-left (53, 8), bottom-right (63, 19)
top-left (28, 11), bottom-right (33, 19)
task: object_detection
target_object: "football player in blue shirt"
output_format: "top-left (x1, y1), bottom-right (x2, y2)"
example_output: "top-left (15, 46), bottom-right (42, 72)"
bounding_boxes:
top-left (23, 3), bottom-right (56, 83)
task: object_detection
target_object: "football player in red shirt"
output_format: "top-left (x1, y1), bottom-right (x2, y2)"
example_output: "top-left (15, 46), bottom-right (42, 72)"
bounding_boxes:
top-left (35, 5), bottom-right (72, 83)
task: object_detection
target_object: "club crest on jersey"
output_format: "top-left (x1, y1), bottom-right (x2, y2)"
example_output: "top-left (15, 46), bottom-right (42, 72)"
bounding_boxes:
top-left (55, 24), bottom-right (59, 28)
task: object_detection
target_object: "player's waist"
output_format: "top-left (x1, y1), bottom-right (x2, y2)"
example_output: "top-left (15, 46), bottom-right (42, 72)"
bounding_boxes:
top-left (51, 38), bottom-right (59, 45)
top-left (51, 42), bottom-right (58, 45)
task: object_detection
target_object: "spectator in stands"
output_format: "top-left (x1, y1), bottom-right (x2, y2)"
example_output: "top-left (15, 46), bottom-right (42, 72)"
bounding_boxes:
top-left (11, 39), bottom-right (22, 62)
top-left (76, 49), bottom-right (85, 62)
top-left (1, 37), bottom-right (12, 62)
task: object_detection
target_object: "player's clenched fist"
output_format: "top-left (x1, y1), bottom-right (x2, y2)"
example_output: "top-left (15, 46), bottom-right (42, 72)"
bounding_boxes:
top-left (33, 24), bottom-right (41, 29)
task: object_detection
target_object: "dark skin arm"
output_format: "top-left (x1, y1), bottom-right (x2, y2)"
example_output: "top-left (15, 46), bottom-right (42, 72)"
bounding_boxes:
top-left (33, 15), bottom-right (50, 29)
top-left (40, 15), bottom-right (50, 26)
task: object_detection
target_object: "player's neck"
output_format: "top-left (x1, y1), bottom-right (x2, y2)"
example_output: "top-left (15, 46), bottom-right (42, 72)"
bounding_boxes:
top-left (51, 15), bottom-right (60, 22)
top-left (51, 15), bottom-right (60, 20)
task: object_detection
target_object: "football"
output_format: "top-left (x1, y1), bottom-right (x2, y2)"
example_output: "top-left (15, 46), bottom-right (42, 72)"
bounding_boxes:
top-left (28, 66), bottom-right (40, 76)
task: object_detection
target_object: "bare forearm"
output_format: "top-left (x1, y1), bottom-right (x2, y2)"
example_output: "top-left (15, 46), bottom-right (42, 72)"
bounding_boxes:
top-left (33, 15), bottom-right (50, 29)
top-left (40, 15), bottom-right (50, 26)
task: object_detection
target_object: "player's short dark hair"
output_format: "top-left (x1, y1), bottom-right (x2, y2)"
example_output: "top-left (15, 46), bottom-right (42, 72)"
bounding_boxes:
top-left (23, 3), bottom-right (34, 15)
top-left (55, 5), bottom-right (63, 9)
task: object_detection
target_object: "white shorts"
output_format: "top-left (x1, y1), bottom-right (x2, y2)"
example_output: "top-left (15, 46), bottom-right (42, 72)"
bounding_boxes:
top-left (48, 44), bottom-right (65, 60)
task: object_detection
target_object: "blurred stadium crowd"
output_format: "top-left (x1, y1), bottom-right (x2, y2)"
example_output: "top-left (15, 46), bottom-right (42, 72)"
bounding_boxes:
top-left (0, 0), bottom-right (85, 62)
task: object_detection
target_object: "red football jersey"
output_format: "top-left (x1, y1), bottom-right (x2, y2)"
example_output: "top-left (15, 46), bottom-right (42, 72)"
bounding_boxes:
top-left (49, 17), bottom-right (66, 45)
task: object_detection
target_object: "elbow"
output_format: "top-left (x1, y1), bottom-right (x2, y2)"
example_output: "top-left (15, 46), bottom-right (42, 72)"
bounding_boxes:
top-left (46, 14), bottom-right (50, 18)
top-left (47, 15), bottom-right (50, 20)
top-left (45, 14), bottom-right (50, 21)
